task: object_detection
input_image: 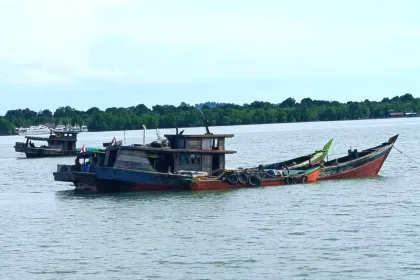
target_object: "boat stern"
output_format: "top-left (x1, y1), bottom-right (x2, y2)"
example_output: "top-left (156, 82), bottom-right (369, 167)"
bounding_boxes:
top-left (14, 142), bottom-right (26, 153)
top-left (53, 164), bottom-right (75, 182)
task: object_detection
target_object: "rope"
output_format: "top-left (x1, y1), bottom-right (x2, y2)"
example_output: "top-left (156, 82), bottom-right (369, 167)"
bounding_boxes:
top-left (393, 146), bottom-right (420, 167)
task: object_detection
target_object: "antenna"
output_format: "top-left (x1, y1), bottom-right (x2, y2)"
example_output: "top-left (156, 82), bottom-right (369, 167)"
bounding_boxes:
top-left (198, 109), bottom-right (211, 134)
top-left (156, 128), bottom-right (162, 141)
top-left (142, 125), bottom-right (146, 145)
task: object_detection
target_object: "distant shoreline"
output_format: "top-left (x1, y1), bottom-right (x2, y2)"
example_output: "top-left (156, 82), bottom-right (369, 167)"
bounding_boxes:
top-left (1, 93), bottom-right (418, 135)
top-left (1, 115), bottom-right (417, 137)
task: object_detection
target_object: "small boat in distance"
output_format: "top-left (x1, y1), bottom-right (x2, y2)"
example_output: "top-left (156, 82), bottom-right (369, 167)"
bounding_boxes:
top-left (17, 125), bottom-right (51, 136)
top-left (81, 124), bottom-right (88, 132)
top-left (52, 123), bottom-right (88, 133)
top-left (319, 135), bottom-right (399, 180)
top-left (14, 131), bottom-right (79, 158)
top-left (52, 123), bottom-right (67, 133)
top-left (72, 125), bottom-right (81, 132)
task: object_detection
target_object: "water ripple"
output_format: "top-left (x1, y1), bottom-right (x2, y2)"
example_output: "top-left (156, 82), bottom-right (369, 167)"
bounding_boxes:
top-left (1, 120), bottom-right (420, 279)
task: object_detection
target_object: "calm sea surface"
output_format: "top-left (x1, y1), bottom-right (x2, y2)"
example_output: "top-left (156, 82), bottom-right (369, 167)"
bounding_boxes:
top-left (1, 119), bottom-right (420, 280)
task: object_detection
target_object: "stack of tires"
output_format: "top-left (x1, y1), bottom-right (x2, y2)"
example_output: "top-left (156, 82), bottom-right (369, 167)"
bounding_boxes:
top-left (226, 172), bottom-right (261, 187)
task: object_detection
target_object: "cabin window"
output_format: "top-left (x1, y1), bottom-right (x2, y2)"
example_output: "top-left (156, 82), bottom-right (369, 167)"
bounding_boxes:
top-left (212, 139), bottom-right (219, 149)
top-left (180, 154), bottom-right (201, 165)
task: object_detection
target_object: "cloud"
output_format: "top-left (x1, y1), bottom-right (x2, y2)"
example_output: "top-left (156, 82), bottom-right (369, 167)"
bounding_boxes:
top-left (0, 0), bottom-right (129, 85)
top-left (0, 0), bottom-right (420, 86)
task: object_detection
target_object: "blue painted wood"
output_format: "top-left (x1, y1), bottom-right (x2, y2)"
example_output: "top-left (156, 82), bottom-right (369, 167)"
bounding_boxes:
top-left (95, 167), bottom-right (188, 189)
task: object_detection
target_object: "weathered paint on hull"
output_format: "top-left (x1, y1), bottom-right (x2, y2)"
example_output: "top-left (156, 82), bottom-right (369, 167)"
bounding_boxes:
top-left (53, 172), bottom-right (73, 182)
top-left (78, 180), bottom-right (190, 193)
top-left (76, 167), bottom-right (190, 193)
top-left (26, 152), bottom-right (75, 158)
top-left (319, 148), bottom-right (391, 180)
top-left (190, 169), bottom-right (321, 191)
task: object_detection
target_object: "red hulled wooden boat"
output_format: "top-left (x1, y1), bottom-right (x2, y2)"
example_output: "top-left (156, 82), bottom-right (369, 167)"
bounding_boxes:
top-left (187, 166), bottom-right (321, 191)
top-left (319, 134), bottom-right (398, 180)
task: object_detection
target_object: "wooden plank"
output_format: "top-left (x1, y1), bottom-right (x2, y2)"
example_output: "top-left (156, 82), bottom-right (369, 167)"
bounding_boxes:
top-left (218, 138), bottom-right (225, 150)
top-left (187, 140), bottom-right (201, 149)
top-left (202, 139), bottom-right (212, 150)
top-left (219, 154), bottom-right (225, 169)
top-left (201, 155), bottom-right (213, 173)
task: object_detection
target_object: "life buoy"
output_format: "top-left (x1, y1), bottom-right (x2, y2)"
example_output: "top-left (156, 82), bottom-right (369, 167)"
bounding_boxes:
top-left (285, 176), bottom-right (293, 185)
top-left (248, 175), bottom-right (261, 187)
top-left (238, 173), bottom-right (249, 184)
top-left (227, 173), bottom-right (239, 184)
top-left (301, 175), bottom-right (308, 183)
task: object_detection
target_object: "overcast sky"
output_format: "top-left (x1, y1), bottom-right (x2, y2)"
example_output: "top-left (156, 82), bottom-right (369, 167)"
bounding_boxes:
top-left (0, 0), bottom-right (419, 114)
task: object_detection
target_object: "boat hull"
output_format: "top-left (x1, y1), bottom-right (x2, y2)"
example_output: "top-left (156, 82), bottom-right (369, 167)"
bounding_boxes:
top-left (319, 135), bottom-right (397, 180)
top-left (55, 167), bottom-right (321, 193)
top-left (189, 168), bottom-right (321, 191)
top-left (75, 167), bottom-right (191, 193)
top-left (22, 149), bottom-right (76, 158)
top-left (320, 151), bottom-right (390, 180)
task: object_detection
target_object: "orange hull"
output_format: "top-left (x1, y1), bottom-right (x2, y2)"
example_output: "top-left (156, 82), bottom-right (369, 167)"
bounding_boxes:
top-left (190, 169), bottom-right (321, 191)
top-left (319, 153), bottom-right (389, 180)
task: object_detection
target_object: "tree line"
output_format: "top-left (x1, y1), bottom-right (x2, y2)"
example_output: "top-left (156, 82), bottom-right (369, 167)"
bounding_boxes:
top-left (0, 93), bottom-right (418, 135)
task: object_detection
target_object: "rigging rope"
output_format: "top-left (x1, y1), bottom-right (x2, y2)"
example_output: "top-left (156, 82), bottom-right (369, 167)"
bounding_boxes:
top-left (393, 146), bottom-right (420, 167)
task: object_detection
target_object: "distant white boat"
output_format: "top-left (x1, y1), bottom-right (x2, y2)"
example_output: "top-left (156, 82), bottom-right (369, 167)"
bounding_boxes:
top-left (18, 125), bottom-right (51, 136)
top-left (81, 124), bottom-right (88, 132)
top-left (52, 123), bottom-right (66, 133)
top-left (51, 123), bottom-right (87, 133)
top-left (72, 125), bottom-right (81, 132)
top-left (51, 122), bottom-right (76, 133)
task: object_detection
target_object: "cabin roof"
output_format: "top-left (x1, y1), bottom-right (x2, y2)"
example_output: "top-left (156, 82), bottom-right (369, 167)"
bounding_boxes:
top-left (164, 133), bottom-right (234, 139)
top-left (112, 146), bottom-right (236, 154)
top-left (25, 136), bottom-right (77, 142)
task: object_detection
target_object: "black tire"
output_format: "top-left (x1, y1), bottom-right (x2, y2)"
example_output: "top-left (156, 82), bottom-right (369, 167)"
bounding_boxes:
top-left (238, 173), bottom-right (249, 184)
top-left (301, 175), bottom-right (308, 183)
top-left (293, 176), bottom-right (301, 184)
top-left (285, 176), bottom-right (293, 185)
top-left (248, 175), bottom-right (261, 187)
top-left (227, 173), bottom-right (239, 184)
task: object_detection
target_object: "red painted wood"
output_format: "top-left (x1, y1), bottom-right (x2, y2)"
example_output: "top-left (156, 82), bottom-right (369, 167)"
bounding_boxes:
top-left (130, 183), bottom-right (187, 191)
top-left (319, 154), bottom-right (389, 180)
top-left (190, 169), bottom-right (321, 191)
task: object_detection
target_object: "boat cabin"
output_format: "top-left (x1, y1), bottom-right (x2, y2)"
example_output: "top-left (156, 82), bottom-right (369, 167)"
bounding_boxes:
top-left (102, 132), bottom-right (236, 174)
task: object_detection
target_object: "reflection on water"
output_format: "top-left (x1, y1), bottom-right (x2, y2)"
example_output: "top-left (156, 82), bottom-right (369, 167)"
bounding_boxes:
top-left (55, 188), bottom-right (238, 203)
top-left (1, 118), bottom-right (420, 279)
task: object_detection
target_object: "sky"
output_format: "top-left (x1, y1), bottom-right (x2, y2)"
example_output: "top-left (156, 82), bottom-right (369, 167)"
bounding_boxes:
top-left (0, 0), bottom-right (419, 114)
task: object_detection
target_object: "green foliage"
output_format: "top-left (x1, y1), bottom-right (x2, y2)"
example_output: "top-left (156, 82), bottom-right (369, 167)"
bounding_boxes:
top-left (0, 117), bottom-right (14, 134)
top-left (1, 94), bottom-right (418, 133)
